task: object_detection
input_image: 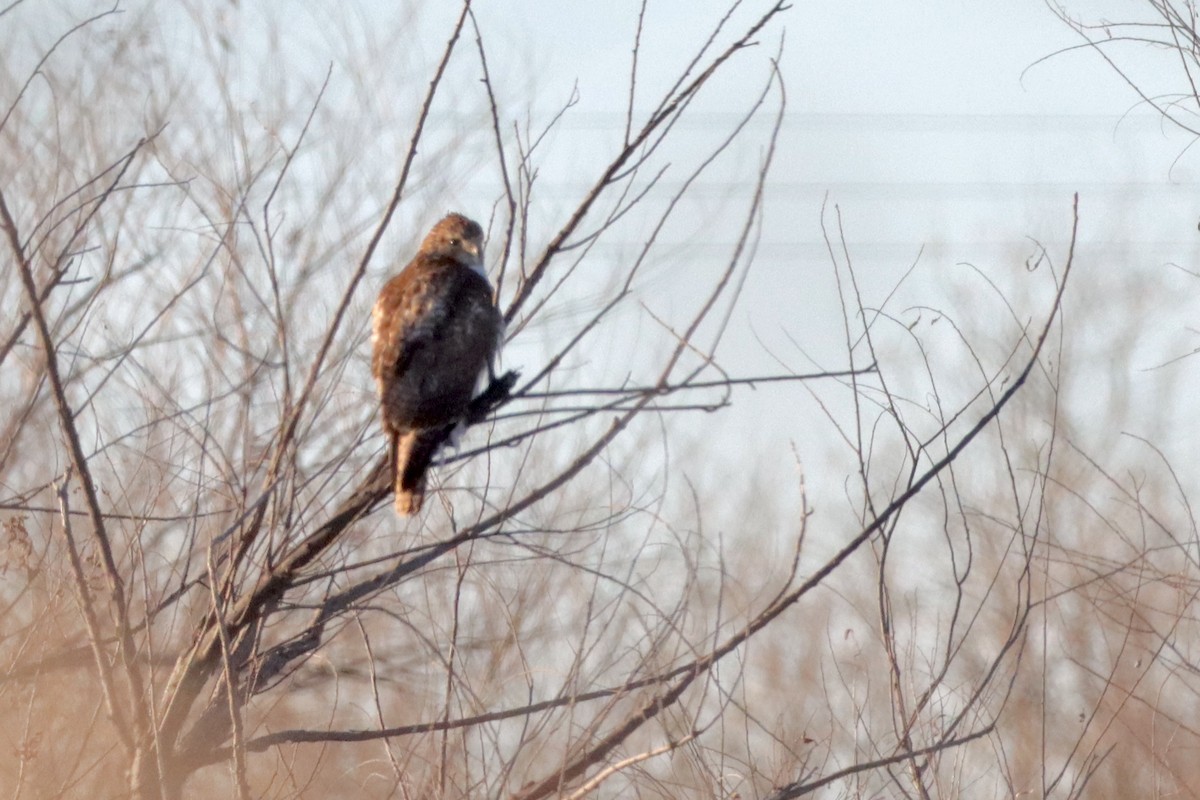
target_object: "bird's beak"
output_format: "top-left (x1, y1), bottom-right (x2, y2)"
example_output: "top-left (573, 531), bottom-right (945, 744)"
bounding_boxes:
top-left (464, 239), bottom-right (483, 261)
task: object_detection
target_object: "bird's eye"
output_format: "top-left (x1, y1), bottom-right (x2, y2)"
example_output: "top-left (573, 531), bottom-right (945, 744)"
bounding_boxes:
top-left (449, 238), bottom-right (461, 247)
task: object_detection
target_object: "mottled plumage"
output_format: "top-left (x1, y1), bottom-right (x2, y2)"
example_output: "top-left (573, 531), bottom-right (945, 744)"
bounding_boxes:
top-left (371, 213), bottom-right (502, 515)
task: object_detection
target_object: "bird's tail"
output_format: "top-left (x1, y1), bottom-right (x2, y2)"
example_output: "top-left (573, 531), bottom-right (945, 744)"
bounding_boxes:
top-left (392, 430), bottom-right (441, 515)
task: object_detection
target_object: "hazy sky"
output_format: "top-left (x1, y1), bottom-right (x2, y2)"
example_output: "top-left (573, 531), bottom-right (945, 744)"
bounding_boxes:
top-left (485, 0), bottom-right (1200, 488)
top-left (7, 0), bottom-right (1198, 497)
top-left (513, 1), bottom-right (1198, 247)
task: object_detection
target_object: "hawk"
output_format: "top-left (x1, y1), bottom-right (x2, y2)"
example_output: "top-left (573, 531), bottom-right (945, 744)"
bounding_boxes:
top-left (371, 213), bottom-right (503, 515)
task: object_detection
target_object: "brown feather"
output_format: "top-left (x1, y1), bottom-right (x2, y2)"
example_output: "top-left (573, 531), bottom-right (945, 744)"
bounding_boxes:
top-left (371, 213), bottom-right (502, 515)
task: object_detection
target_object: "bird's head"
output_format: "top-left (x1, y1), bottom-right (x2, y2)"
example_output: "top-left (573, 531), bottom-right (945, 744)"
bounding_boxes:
top-left (424, 212), bottom-right (486, 274)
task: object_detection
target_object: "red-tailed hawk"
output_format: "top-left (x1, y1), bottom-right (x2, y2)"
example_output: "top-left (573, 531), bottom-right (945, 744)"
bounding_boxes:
top-left (371, 213), bottom-right (503, 515)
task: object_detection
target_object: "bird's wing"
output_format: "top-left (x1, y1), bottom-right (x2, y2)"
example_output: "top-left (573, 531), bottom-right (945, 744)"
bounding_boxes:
top-left (372, 255), bottom-right (456, 382)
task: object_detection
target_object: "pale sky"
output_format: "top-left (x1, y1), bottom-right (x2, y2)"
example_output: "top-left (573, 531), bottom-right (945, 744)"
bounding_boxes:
top-left (490, 0), bottom-right (1200, 494)
top-left (7, 0), bottom-right (1198, 503)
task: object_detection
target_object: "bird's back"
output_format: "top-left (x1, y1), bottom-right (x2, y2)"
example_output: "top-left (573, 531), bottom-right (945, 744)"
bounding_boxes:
top-left (372, 254), bottom-right (501, 432)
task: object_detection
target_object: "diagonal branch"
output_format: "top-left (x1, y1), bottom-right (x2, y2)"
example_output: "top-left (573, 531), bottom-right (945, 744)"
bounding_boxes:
top-left (156, 1), bottom-right (479, 755)
top-left (502, 1), bottom-right (791, 327)
top-left (508, 193), bottom-right (1081, 800)
top-left (1, 141), bottom-right (156, 748)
